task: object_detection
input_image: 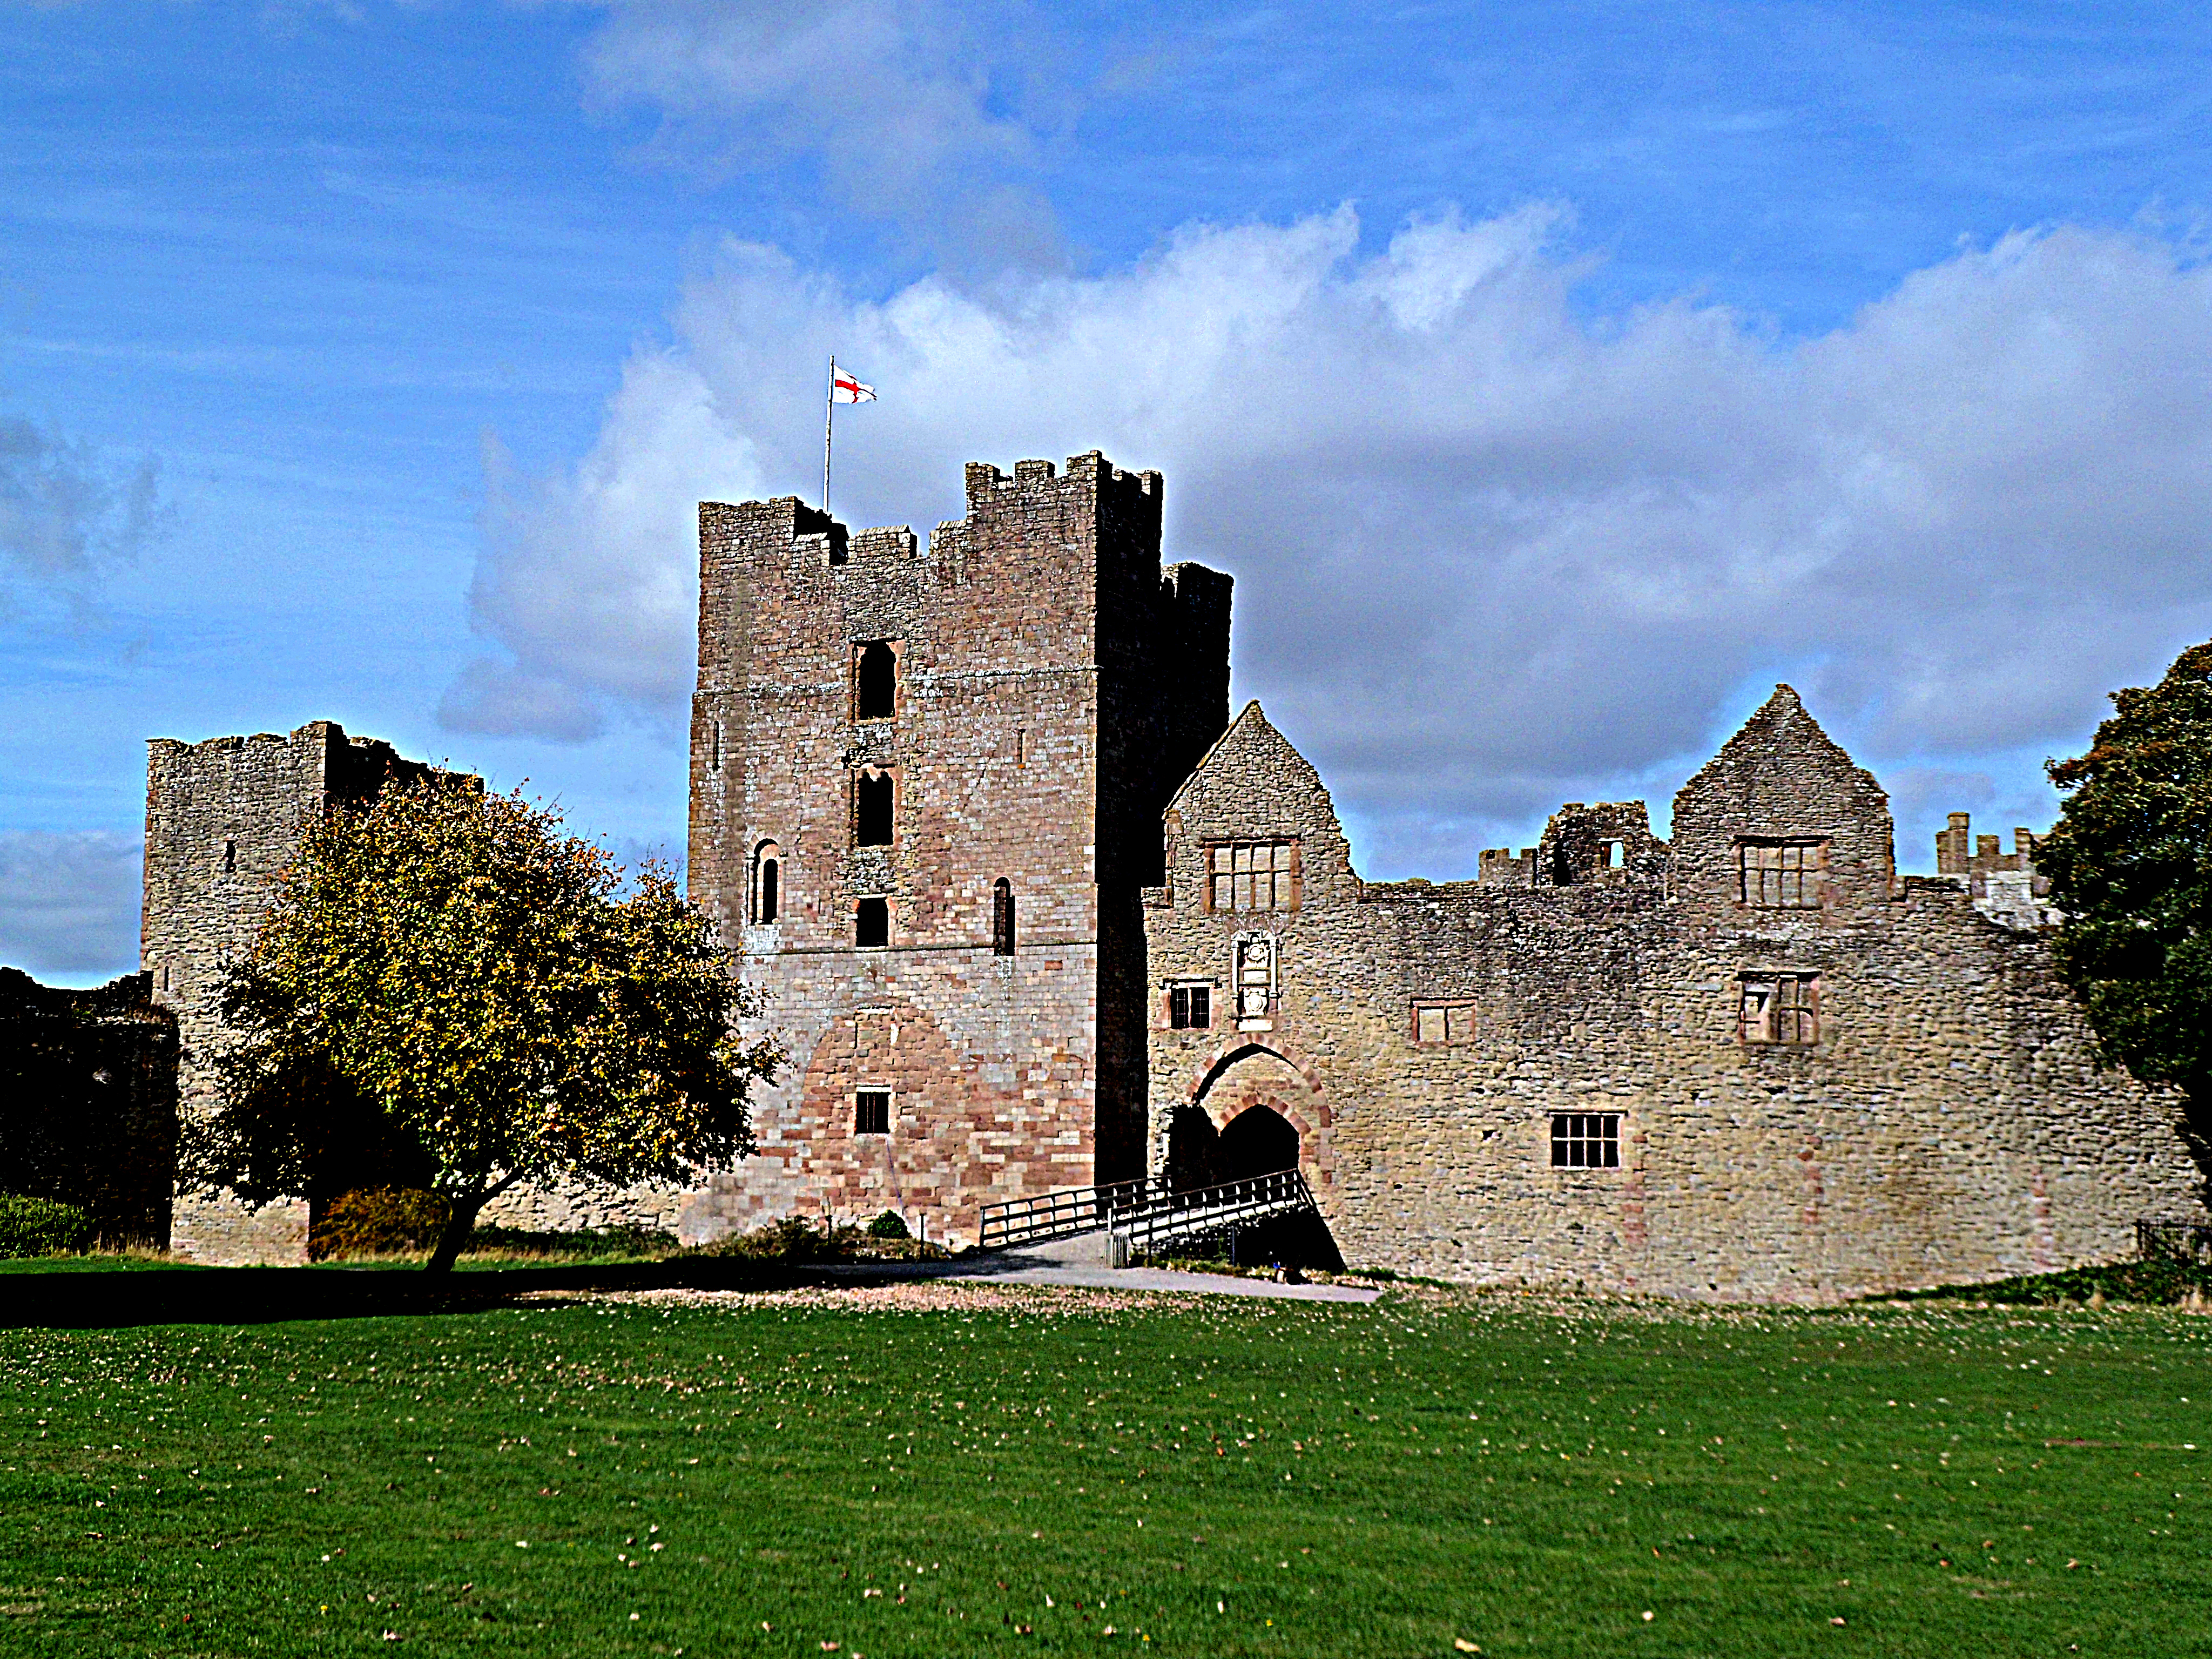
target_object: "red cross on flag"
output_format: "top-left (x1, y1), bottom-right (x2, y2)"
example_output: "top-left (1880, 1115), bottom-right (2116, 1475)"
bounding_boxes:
top-left (831, 366), bottom-right (876, 404)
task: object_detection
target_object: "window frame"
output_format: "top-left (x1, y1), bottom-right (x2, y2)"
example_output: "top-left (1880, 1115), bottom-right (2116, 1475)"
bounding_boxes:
top-left (1738, 972), bottom-right (1819, 1046)
top-left (1203, 839), bottom-right (1301, 914)
top-left (854, 896), bottom-right (889, 949)
top-left (751, 839), bottom-right (782, 926)
top-left (1549, 1111), bottom-right (1621, 1170)
top-left (1734, 837), bottom-right (1829, 910)
top-left (853, 639), bottom-right (899, 722)
top-left (1412, 1000), bottom-right (1476, 1045)
top-left (853, 767), bottom-right (895, 847)
top-left (854, 1089), bottom-right (891, 1136)
top-left (1166, 982), bottom-right (1213, 1031)
top-left (991, 878), bottom-right (1015, 956)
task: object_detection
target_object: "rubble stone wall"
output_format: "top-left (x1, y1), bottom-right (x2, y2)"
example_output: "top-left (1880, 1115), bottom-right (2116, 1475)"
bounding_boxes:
top-left (141, 721), bottom-right (443, 1264)
top-left (1143, 692), bottom-right (2205, 1300)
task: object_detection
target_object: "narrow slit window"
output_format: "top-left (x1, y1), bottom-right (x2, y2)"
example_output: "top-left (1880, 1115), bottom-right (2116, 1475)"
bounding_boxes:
top-left (855, 640), bottom-right (896, 720)
top-left (991, 878), bottom-right (1015, 956)
top-left (752, 840), bottom-right (781, 925)
top-left (855, 771), bottom-right (893, 846)
top-left (855, 897), bottom-right (888, 948)
top-left (854, 1090), bottom-right (891, 1135)
top-left (221, 839), bottom-right (236, 873)
top-left (1550, 1112), bottom-right (1620, 1169)
top-left (1169, 984), bottom-right (1211, 1030)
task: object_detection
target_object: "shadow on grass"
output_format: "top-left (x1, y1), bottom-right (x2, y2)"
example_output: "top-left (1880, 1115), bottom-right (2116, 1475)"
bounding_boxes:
top-left (0, 1254), bottom-right (821, 1331)
top-left (0, 1235), bottom-right (1131, 1329)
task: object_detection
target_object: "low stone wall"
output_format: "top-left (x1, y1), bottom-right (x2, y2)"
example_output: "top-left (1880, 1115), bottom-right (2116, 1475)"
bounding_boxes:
top-left (168, 1192), bottom-right (309, 1265)
top-left (480, 1179), bottom-right (691, 1237)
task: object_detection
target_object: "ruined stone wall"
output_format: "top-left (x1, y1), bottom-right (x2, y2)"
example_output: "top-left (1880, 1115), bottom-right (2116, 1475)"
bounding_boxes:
top-left (685, 454), bottom-right (1230, 1247)
top-left (1144, 692), bottom-right (2203, 1301)
top-left (141, 721), bottom-right (442, 1264)
top-left (0, 968), bottom-right (178, 1245)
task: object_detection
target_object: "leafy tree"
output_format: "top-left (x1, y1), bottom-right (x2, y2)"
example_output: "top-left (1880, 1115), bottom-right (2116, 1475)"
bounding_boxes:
top-left (193, 781), bottom-right (780, 1271)
top-left (2041, 639), bottom-right (2212, 1122)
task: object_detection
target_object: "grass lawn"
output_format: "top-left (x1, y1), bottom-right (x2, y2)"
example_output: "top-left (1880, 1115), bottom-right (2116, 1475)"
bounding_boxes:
top-left (3, 1276), bottom-right (2208, 1657)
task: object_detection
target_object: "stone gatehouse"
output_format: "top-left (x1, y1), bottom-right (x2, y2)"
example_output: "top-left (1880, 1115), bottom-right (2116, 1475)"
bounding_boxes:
top-left (1142, 694), bottom-right (2203, 1299)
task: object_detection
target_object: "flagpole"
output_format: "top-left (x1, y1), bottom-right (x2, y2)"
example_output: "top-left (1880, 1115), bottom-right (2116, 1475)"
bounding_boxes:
top-left (823, 354), bottom-right (835, 515)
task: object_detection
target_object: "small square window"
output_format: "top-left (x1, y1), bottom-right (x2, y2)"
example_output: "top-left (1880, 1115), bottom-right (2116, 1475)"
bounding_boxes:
top-left (1413, 1002), bottom-right (1475, 1044)
top-left (1169, 984), bottom-right (1211, 1030)
top-left (1739, 974), bottom-right (1818, 1044)
top-left (1550, 1112), bottom-right (1620, 1169)
top-left (855, 1090), bottom-right (891, 1135)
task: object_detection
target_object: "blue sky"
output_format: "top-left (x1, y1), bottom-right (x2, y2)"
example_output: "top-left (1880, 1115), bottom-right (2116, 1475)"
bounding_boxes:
top-left (5, 1), bottom-right (2211, 982)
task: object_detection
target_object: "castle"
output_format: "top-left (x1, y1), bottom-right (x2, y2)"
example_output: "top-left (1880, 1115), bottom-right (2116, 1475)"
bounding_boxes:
top-left (124, 450), bottom-right (2206, 1296)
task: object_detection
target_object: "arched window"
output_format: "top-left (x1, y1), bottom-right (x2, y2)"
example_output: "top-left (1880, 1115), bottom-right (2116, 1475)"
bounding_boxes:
top-left (992, 878), bottom-right (1015, 956)
top-left (855, 640), bottom-right (896, 720)
top-left (752, 840), bottom-right (781, 925)
top-left (855, 771), bottom-right (893, 846)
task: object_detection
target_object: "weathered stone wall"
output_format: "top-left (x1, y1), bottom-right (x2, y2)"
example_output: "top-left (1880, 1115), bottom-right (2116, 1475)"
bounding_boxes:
top-left (1143, 692), bottom-right (2205, 1300)
top-left (684, 454), bottom-right (1230, 1247)
top-left (477, 1178), bottom-right (691, 1236)
top-left (141, 721), bottom-right (444, 1264)
top-left (0, 968), bottom-right (179, 1245)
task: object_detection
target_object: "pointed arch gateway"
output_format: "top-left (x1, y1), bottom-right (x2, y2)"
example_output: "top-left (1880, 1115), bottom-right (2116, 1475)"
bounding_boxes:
top-left (1163, 1038), bottom-right (1340, 1268)
top-left (1164, 1040), bottom-right (1333, 1195)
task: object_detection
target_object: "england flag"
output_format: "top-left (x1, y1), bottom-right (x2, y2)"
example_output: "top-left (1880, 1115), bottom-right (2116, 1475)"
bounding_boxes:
top-left (831, 365), bottom-right (876, 404)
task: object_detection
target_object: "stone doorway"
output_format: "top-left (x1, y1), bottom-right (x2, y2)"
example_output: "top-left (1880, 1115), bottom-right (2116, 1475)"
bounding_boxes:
top-left (1218, 1103), bottom-right (1298, 1182)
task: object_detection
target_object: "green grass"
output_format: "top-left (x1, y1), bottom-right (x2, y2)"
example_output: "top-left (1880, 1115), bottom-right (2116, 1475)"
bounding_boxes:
top-left (4, 1279), bottom-right (2209, 1657)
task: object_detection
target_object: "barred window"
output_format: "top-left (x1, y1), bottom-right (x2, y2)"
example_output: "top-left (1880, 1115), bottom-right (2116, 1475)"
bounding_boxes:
top-left (1208, 840), bottom-right (1297, 912)
top-left (1739, 974), bottom-right (1818, 1045)
top-left (1413, 1002), bottom-right (1475, 1044)
top-left (854, 1089), bottom-right (891, 1135)
top-left (1736, 839), bottom-right (1826, 908)
top-left (1550, 1112), bottom-right (1620, 1169)
top-left (991, 878), bottom-right (1015, 956)
top-left (1168, 984), bottom-right (1211, 1030)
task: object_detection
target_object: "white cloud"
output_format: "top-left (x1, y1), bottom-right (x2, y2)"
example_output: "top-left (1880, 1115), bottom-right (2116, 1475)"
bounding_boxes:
top-left (0, 413), bottom-right (164, 602)
top-left (0, 831), bottom-right (141, 983)
top-left (579, 0), bottom-right (1071, 264)
top-left (445, 205), bottom-right (2212, 872)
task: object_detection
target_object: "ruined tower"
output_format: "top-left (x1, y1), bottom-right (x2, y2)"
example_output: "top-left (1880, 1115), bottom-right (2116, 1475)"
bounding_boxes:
top-left (143, 721), bottom-right (447, 1263)
top-left (684, 452), bottom-right (1231, 1244)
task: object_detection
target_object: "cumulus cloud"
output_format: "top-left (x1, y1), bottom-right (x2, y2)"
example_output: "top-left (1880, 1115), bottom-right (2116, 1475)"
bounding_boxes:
top-left (579, 0), bottom-right (1072, 264)
top-left (0, 414), bottom-right (164, 603)
top-left (0, 831), bottom-right (143, 983)
top-left (446, 205), bottom-right (2212, 872)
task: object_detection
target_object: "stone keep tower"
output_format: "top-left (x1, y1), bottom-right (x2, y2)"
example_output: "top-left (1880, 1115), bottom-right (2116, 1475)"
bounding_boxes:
top-left (685, 451), bottom-right (1231, 1245)
top-left (144, 721), bottom-right (445, 1264)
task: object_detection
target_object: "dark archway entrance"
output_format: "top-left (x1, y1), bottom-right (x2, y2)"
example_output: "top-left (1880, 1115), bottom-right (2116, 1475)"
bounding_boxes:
top-left (1217, 1104), bottom-right (1298, 1182)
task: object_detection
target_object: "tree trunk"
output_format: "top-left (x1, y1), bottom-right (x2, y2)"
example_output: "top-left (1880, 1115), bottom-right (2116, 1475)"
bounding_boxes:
top-left (424, 1193), bottom-right (488, 1273)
